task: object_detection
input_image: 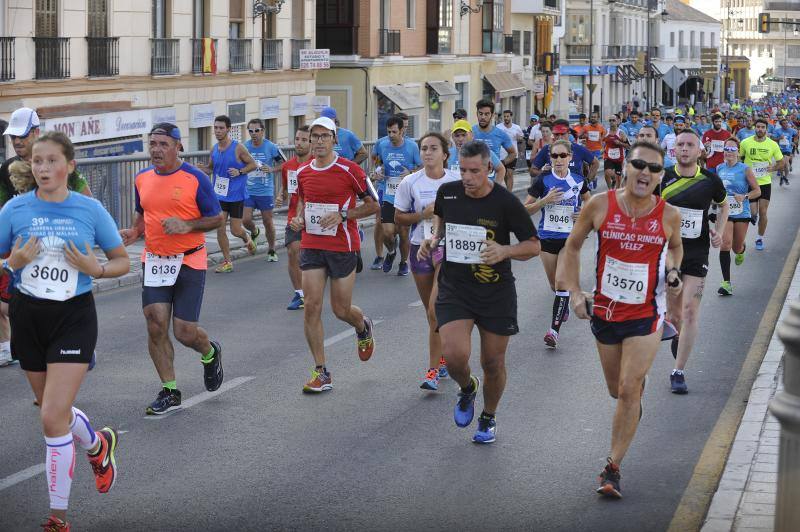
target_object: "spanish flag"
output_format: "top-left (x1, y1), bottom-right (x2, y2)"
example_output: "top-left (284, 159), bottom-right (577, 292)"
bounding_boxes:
top-left (202, 38), bottom-right (216, 74)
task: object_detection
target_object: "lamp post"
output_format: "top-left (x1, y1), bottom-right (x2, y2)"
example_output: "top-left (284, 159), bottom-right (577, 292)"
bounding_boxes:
top-left (588, 0), bottom-right (594, 114)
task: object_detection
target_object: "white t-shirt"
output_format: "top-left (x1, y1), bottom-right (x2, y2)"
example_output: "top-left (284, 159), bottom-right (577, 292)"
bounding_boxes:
top-left (393, 168), bottom-right (461, 245)
top-left (496, 122), bottom-right (524, 144)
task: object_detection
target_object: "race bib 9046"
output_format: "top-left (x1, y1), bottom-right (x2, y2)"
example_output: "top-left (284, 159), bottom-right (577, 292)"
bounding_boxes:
top-left (543, 204), bottom-right (574, 233)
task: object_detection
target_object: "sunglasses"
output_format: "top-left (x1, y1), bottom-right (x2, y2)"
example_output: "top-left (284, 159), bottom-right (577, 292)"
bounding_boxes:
top-left (629, 159), bottom-right (664, 173)
top-left (248, 128), bottom-right (263, 134)
top-left (550, 152), bottom-right (570, 159)
top-left (10, 130), bottom-right (34, 140)
top-left (723, 146), bottom-right (739, 152)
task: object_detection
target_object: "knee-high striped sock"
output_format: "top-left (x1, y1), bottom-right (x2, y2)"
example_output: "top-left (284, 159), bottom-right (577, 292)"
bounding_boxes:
top-left (69, 406), bottom-right (97, 451)
top-left (45, 434), bottom-right (75, 511)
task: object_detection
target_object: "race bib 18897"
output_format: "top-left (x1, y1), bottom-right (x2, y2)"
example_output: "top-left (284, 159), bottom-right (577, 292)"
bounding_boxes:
top-left (445, 223), bottom-right (487, 264)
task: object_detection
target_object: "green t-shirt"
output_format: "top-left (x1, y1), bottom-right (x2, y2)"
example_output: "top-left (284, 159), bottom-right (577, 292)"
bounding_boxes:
top-left (739, 136), bottom-right (783, 186)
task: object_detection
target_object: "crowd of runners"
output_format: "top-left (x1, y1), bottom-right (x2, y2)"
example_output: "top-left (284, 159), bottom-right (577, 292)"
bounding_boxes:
top-left (0, 90), bottom-right (796, 528)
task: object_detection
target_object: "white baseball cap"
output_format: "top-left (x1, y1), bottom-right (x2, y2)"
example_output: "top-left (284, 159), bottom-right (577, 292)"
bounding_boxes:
top-left (5, 107), bottom-right (40, 137)
top-left (310, 116), bottom-right (337, 133)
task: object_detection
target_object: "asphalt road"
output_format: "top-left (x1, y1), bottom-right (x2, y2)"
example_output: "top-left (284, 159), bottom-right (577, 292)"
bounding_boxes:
top-left (2, 172), bottom-right (799, 531)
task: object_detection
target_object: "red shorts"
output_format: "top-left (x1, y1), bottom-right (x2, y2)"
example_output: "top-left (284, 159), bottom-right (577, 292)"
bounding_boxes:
top-left (0, 272), bottom-right (10, 303)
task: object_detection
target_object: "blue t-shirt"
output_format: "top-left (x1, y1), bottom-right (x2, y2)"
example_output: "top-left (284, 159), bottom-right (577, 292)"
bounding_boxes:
top-left (620, 120), bottom-right (643, 139)
top-left (211, 140), bottom-right (248, 202)
top-left (374, 138), bottom-right (421, 204)
top-left (773, 127), bottom-right (796, 153)
top-left (447, 149), bottom-right (502, 181)
top-left (334, 128), bottom-right (364, 160)
top-left (716, 162), bottom-right (752, 220)
top-left (0, 191), bottom-right (123, 299)
top-left (244, 139), bottom-right (282, 197)
top-left (736, 128), bottom-right (755, 141)
top-left (472, 125), bottom-right (514, 157)
top-left (532, 143), bottom-right (595, 177)
top-left (693, 123), bottom-right (712, 136)
top-left (654, 122), bottom-right (672, 142)
top-left (527, 171), bottom-right (589, 240)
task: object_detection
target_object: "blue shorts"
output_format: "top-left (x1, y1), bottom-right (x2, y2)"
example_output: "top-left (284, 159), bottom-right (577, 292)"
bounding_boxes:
top-left (244, 195), bottom-right (275, 211)
top-left (141, 265), bottom-right (206, 322)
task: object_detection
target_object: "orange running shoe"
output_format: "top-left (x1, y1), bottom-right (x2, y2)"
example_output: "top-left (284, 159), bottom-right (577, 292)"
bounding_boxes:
top-left (302, 368), bottom-right (332, 393)
top-left (41, 516), bottom-right (70, 531)
top-left (87, 427), bottom-right (118, 493)
top-left (356, 317), bottom-right (375, 361)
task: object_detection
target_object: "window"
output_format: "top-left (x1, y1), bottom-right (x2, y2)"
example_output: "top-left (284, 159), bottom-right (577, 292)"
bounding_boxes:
top-left (426, 0), bottom-right (453, 54)
top-left (190, 127), bottom-right (210, 151)
top-left (264, 118), bottom-right (276, 141)
top-left (523, 31), bottom-right (532, 56)
top-left (193, 0), bottom-right (207, 38)
top-left (36, 0), bottom-right (58, 37)
top-left (427, 87), bottom-right (441, 132)
top-left (406, 0), bottom-right (415, 29)
top-left (759, 44), bottom-right (765, 57)
top-left (567, 14), bottom-right (588, 45)
top-left (768, 44), bottom-right (773, 56)
top-left (292, 0), bottom-right (304, 38)
top-left (711, 32), bottom-right (715, 47)
top-left (482, 0), bottom-right (504, 53)
top-left (88, 0), bottom-right (109, 38)
top-left (670, 32), bottom-right (674, 47)
top-left (152, 0), bottom-right (169, 38)
top-left (512, 30), bottom-right (521, 55)
top-left (228, 102), bottom-right (246, 141)
top-left (293, 115), bottom-right (305, 136)
top-left (230, 0), bottom-right (244, 38)
top-left (455, 82), bottom-right (468, 112)
top-left (700, 31), bottom-right (705, 48)
top-left (788, 45), bottom-right (800, 59)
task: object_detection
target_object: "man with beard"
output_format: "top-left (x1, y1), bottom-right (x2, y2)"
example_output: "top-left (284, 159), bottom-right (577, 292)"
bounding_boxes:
top-left (701, 114), bottom-right (731, 174)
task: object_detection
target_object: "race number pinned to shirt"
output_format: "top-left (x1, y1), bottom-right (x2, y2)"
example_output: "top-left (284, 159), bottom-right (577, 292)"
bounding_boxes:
top-left (728, 196), bottom-right (744, 216)
top-left (422, 219), bottom-right (436, 240)
top-left (214, 175), bottom-right (230, 197)
top-left (445, 223), bottom-right (487, 264)
top-left (752, 161), bottom-right (769, 179)
top-left (678, 207), bottom-right (703, 239)
top-left (20, 246), bottom-right (78, 302)
top-left (144, 252), bottom-right (184, 287)
top-left (287, 170), bottom-right (298, 195)
top-left (387, 176), bottom-right (402, 197)
top-left (588, 131), bottom-right (600, 142)
top-left (710, 140), bottom-right (724, 153)
top-left (543, 204), bottom-right (574, 233)
top-left (305, 202), bottom-right (340, 236)
top-left (607, 148), bottom-right (621, 160)
top-left (250, 168), bottom-right (268, 184)
top-left (600, 256), bottom-right (648, 304)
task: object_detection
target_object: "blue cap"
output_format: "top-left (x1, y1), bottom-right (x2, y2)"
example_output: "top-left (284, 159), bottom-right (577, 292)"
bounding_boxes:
top-left (530, 114), bottom-right (539, 121)
top-left (149, 122), bottom-right (181, 140)
top-left (320, 106), bottom-right (337, 120)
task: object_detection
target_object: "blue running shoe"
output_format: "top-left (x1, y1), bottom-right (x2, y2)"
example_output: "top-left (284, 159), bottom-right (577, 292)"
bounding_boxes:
top-left (370, 257), bottom-right (384, 270)
top-left (454, 375), bottom-right (479, 427)
top-left (472, 415), bottom-right (496, 444)
top-left (420, 368), bottom-right (439, 391)
top-left (438, 356), bottom-right (448, 379)
top-left (397, 261), bottom-right (410, 276)
top-left (287, 292), bottom-right (304, 310)
top-left (670, 370), bottom-right (688, 394)
top-left (382, 250), bottom-right (397, 273)
top-left (755, 238), bottom-right (764, 251)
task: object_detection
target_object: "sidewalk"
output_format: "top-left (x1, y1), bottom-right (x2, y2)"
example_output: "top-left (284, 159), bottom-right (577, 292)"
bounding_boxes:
top-left (700, 272), bottom-right (797, 530)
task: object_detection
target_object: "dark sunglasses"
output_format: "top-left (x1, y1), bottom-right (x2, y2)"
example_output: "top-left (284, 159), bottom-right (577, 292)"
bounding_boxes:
top-left (248, 128), bottom-right (263, 134)
top-left (10, 130), bottom-right (35, 140)
top-left (629, 159), bottom-right (663, 173)
top-left (723, 146), bottom-right (739, 152)
top-left (550, 152), bottom-right (570, 159)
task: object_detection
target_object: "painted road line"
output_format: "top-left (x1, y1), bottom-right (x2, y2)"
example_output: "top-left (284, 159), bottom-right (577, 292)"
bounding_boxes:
top-left (144, 376), bottom-right (256, 420)
top-left (0, 464), bottom-right (45, 493)
top-left (323, 319), bottom-right (385, 348)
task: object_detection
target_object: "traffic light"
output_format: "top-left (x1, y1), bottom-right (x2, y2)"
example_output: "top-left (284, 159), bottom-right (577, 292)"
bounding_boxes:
top-left (759, 13), bottom-right (770, 33)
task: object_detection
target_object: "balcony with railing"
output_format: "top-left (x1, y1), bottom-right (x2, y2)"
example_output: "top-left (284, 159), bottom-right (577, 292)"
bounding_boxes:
top-left (86, 37), bottom-right (119, 77)
top-left (317, 26), bottom-right (357, 55)
top-left (34, 37), bottom-right (70, 80)
top-left (0, 37), bottom-right (14, 82)
top-left (565, 44), bottom-right (591, 60)
top-left (229, 39), bottom-right (252, 72)
top-left (544, 0), bottom-right (560, 9)
top-left (291, 38), bottom-right (311, 68)
top-left (151, 38), bottom-right (179, 76)
top-left (690, 46), bottom-right (701, 59)
top-left (426, 28), bottom-right (452, 55)
top-left (379, 30), bottom-right (400, 56)
top-left (679, 45), bottom-right (689, 59)
top-left (191, 38), bottom-right (218, 73)
top-left (603, 45), bottom-right (626, 59)
top-left (262, 39), bottom-right (282, 70)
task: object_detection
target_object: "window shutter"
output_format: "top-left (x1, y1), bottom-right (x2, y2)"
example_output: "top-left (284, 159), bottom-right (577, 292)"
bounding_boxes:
top-left (36, 0), bottom-right (59, 37)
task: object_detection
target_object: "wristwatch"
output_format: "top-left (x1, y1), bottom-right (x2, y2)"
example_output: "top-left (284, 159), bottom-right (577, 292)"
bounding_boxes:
top-left (666, 267), bottom-right (681, 287)
top-left (340, 209), bottom-right (348, 221)
top-left (1, 260), bottom-right (13, 274)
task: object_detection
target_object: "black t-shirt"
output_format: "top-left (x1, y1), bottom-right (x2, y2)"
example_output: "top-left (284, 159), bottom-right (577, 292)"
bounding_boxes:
top-left (660, 165), bottom-right (727, 253)
top-left (434, 181), bottom-right (538, 302)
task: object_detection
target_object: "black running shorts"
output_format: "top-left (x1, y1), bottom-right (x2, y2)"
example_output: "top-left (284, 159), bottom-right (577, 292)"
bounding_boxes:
top-left (300, 249), bottom-right (358, 279)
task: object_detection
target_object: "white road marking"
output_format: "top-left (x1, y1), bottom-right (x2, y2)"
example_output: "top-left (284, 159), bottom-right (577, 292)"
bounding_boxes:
top-left (0, 464), bottom-right (45, 492)
top-left (144, 376), bottom-right (256, 420)
top-left (323, 319), bottom-right (385, 347)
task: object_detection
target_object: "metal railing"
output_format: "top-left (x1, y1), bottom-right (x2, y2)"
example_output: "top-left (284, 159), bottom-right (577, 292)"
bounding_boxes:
top-left (603, 45), bottom-right (626, 59)
top-left (679, 45), bottom-right (689, 59)
top-left (566, 44), bottom-right (591, 60)
top-left (87, 37), bottom-right (119, 77)
top-left (151, 38), bottom-right (179, 75)
top-left (34, 37), bottom-right (70, 79)
top-left (291, 38), bottom-right (311, 68)
top-left (0, 37), bottom-right (14, 82)
top-left (690, 46), bottom-right (701, 59)
top-left (191, 38), bottom-right (218, 74)
top-left (426, 28), bottom-right (452, 55)
top-left (262, 39), bottom-right (282, 70)
top-left (228, 38), bottom-right (252, 72)
top-left (379, 30), bottom-right (400, 56)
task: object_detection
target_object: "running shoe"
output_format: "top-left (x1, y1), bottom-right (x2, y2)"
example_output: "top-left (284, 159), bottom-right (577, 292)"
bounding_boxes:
top-left (202, 340), bottom-right (224, 392)
top-left (596, 458), bottom-right (622, 499)
top-left (671, 336), bottom-right (679, 359)
top-left (215, 260), bottom-right (233, 273)
top-left (544, 329), bottom-right (559, 348)
top-left (287, 292), bottom-right (304, 310)
top-left (397, 261), bottom-right (410, 276)
top-left (661, 320), bottom-right (678, 342)
top-left (454, 375), bottom-right (479, 427)
top-left (302, 368), bottom-right (332, 393)
top-left (41, 516), bottom-right (70, 532)
top-left (357, 317), bottom-right (375, 361)
top-left (370, 256), bottom-right (384, 270)
top-left (250, 227), bottom-right (260, 243)
top-left (246, 238), bottom-right (257, 255)
top-left (718, 281), bottom-right (733, 296)
top-left (382, 250), bottom-right (397, 273)
top-left (472, 415), bottom-right (497, 444)
top-left (735, 247), bottom-right (746, 266)
top-left (670, 370), bottom-right (688, 394)
top-left (87, 427), bottom-right (118, 493)
top-left (438, 356), bottom-right (449, 379)
top-left (0, 343), bottom-right (17, 367)
top-left (755, 238), bottom-right (764, 251)
top-left (146, 388), bottom-right (182, 415)
top-left (266, 250), bottom-right (279, 262)
top-left (420, 368), bottom-right (439, 391)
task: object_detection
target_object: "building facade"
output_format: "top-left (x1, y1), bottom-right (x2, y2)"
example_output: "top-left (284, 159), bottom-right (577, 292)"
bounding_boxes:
top-left (0, 0), bottom-right (316, 157)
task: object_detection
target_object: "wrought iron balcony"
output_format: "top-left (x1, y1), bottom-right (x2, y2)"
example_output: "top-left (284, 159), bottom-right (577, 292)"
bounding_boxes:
top-left (379, 30), bottom-right (400, 56)
top-left (262, 38), bottom-right (283, 70)
top-left (291, 38), bottom-right (311, 68)
top-left (192, 38), bottom-right (218, 74)
top-left (151, 38), bottom-right (179, 75)
top-left (228, 39), bottom-right (252, 72)
top-left (34, 37), bottom-right (70, 80)
top-left (0, 37), bottom-right (14, 82)
top-left (87, 37), bottom-right (119, 77)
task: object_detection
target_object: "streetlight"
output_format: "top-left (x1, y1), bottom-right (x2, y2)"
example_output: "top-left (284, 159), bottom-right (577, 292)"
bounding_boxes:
top-left (646, 1), bottom-right (668, 110)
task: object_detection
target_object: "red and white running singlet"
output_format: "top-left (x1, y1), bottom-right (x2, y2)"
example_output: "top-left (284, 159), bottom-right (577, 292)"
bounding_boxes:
top-left (594, 191), bottom-right (668, 322)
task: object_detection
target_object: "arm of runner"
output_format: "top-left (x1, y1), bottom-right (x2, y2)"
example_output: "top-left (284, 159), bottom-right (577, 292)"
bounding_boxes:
top-left (290, 197), bottom-right (305, 231)
top-left (234, 144), bottom-right (258, 176)
top-left (557, 194), bottom-right (603, 319)
top-left (664, 204), bottom-right (684, 296)
top-left (352, 145), bottom-right (368, 165)
top-left (162, 213), bottom-right (224, 234)
top-left (417, 214), bottom-right (443, 261)
top-left (744, 167), bottom-right (761, 201)
top-left (588, 156), bottom-right (600, 181)
top-left (120, 212), bottom-right (145, 246)
top-left (64, 241), bottom-right (129, 279)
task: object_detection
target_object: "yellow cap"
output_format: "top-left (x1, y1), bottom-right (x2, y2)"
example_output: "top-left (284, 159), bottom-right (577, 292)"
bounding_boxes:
top-left (452, 119), bottom-right (472, 133)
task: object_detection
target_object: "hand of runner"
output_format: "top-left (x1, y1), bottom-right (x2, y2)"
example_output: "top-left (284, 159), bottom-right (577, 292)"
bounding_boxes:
top-left (734, 193), bottom-right (746, 203)
top-left (7, 235), bottom-right (41, 270)
top-left (275, 195), bottom-right (284, 208)
top-left (289, 215), bottom-right (305, 232)
top-left (119, 228), bottom-right (140, 246)
top-left (417, 238), bottom-right (438, 260)
top-left (373, 166), bottom-right (384, 181)
top-left (227, 167), bottom-right (241, 177)
top-left (666, 270), bottom-right (683, 296)
top-left (64, 241), bottom-right (103, 277)
top-left (162, 218), bottom-right (192, 235)
top-left (709, 228), bottom-right (722, 248)
top-left (479, 240), bottom-right (508, 265)
top-left (571, 291), bottom-right (591, 320)
top-left (541, 163), bottom-right (552, 172)
top-left (421, 203), bottom-right (435, 220)
top-left (320, 212), bottom-right (343, 230)
top-left (543, 188), bottom-right (565, 205)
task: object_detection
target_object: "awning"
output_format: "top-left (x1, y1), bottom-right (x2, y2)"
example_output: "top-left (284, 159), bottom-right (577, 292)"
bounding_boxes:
top-left (483, 72), bottom-right (527, 98)
top-left (649, 63), bottom-right (664, 78)
top-left (426, 81), bottom-right (459, 101)
top-left (628, 65), bottom-right (643, 80)
top-left (374, 85), bottom-right (424, 110)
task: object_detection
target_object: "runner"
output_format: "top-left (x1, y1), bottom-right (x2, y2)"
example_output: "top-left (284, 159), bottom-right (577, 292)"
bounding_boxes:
top-left (530, 120), bottom-right (598, 180)
top-left (495, 109), bottom-right (524, 190)
top-left (0, 131), bottom-right (130, 529)
top-left (716, 137), bottom-right (760, 296)
top-left (580, 112), bottom-right (607, 191)
top-left (662, 129), bottom-right (728, 394)
top-left (771, 117), bottom-right (796, 186)
top-left (736, 116), bottom-right (755, 141)
top-left (529, 120), bottom-right (553, 163)
top-left (277, 125), bottom-right (312, 310)
top-left (524, 139), bottom-right (591, 348)
top-left (556, 141), bottom-right (683, 499)
top-left (603, 116), bottom-right (629, 189)
top-left (649, 109), bottom-right (672, 141)
top-left (701, 114), bottom-right (731, 174)
top-left (288, 116), bottom-right (378, 393)
top-left (320, 107), bottom-right (368, 164)
top-left (620, 110), bottom-right (643, 140)
top-left (449, 119), bottom-right (505, 183)
top-left (242, 118), bottom-right (285, 262)
top-left (120, 123), bottom-right (225, 414)
top-left (636, 125), bottom-right (659, 145)
top-left (472, 99), bottom-right (517, 187)
top-left (372, 115), bottom-right (421, 275)
top-left (394, 132), bottom-right (460, 390)
top-left (201, 115), bottom-right (258, 273)
top-left (417, 140), bottom-right (540, 443)
top-left (739, 118), bottom-right (784, 250)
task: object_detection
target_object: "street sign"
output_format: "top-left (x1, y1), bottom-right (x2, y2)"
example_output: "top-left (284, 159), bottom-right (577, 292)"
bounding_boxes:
top-left (587, 83), bottom-right (597, 93)
top-left (663, 66), bottom-right (687, 91)
top-left (299, 49), bottom-right (330, 69)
